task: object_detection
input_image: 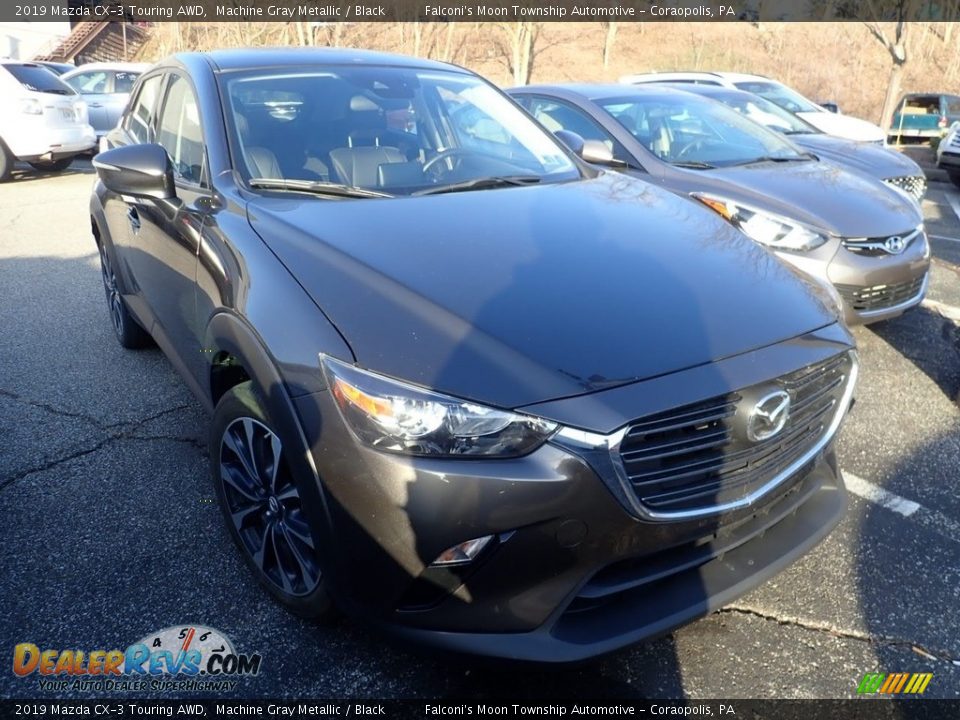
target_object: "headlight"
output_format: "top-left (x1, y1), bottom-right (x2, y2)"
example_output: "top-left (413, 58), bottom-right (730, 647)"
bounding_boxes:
top-left (321, 355), bottom-right (558, 458)
top-left (20, 98), bottom-right (43, 115)
top-left (693, 194), bottom-right (830, 252)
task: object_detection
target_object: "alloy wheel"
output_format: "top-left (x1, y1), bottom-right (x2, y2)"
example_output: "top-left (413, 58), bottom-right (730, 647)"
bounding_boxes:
top-left (99, 245), bottom-right (124, 338)
top-left (219, 417), bottom-right (321, 596)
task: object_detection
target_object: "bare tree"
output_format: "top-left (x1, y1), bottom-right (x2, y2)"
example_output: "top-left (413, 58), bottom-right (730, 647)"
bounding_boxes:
top-left (497, 22), bottom-right (543, 85)
top-left (862, 1), bottom-right (916, 128)
top-left (602, 22), bottom-right (617, 69)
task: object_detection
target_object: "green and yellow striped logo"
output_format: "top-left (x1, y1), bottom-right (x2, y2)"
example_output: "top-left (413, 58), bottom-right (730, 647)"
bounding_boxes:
top-left (857, 672), bottom-right (933, 695)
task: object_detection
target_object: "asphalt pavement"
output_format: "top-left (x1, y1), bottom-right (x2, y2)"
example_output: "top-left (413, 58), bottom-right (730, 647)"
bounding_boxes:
top-left (2, 160), bottom-right (960, 700)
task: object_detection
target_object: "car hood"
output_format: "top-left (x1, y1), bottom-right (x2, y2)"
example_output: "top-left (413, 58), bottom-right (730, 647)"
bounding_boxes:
top-left (797, 110), bottom-right (886, 143)
top-left (792, 134), bottom-right (922, 178)
top-left (246, 173), bottom-right (837, 410)
top-left (670, 160), bottom-right (922, 238)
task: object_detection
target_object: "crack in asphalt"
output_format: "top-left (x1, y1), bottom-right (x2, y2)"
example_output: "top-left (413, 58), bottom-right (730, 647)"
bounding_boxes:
top-left (0, 392), bottom-right (201, 491)
top-left (0, 388), bottom-right (107, 429)
top-left (719, 605), bottom-right (959, 664)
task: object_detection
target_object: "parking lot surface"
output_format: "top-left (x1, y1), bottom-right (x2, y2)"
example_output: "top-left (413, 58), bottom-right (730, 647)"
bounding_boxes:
top-left (2, 161), bottom-right (960, 699)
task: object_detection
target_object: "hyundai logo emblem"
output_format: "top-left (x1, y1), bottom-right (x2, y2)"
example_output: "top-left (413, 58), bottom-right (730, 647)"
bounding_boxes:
top-left (747, 390), bottom-right (791, 442)
top-left (884, 235), bottom-right (906, 254)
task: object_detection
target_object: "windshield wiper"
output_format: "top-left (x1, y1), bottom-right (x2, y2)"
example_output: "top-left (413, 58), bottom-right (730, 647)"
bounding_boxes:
top-left (413, 175), bottom-right (542, 196)
top-left (732, 153), bottom-right (816, 166)
top-left (249, 178), bottom-right (393, 199)
top-left (670, 160), bottom-right (717, 169)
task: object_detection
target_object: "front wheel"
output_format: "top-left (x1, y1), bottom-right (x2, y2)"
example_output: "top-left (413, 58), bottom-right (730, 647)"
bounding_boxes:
top-left (211, 382), bottom-right (334, 619)
top-left (29, 157), bottom-right (73, 172)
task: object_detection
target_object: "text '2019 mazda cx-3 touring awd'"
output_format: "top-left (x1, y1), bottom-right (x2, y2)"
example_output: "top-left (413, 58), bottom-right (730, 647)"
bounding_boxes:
top-left (90, 49), bottom-right (858, 662)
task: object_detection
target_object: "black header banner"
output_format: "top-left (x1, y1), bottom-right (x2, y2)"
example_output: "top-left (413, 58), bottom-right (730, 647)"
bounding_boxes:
top-left (0, 699), bottom-right (957, 719)
top-left (5, 0), bottom-right (960, 23)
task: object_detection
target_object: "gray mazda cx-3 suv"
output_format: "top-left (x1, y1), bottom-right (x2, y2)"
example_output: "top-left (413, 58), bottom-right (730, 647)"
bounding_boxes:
top-left (90, 49), bottom-right (857, 662)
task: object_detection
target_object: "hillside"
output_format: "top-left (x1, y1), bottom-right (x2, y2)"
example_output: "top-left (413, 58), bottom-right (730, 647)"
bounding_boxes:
top-left (138, 22), bottom-right (960, 125)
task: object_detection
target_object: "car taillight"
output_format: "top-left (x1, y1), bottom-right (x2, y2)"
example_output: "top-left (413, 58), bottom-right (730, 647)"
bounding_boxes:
top-left (940, 116), bottom-right (948, 128)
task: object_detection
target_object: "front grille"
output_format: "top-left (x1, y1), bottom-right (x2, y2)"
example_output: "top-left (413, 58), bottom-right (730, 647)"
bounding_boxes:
top-left (615, 353), bottom-right (852, 516)
top-left (841, 226), bottom-right (922, 255)
top-left (883, 174), bottom-right (926, 201)
top-left (949, 132), bottom-right (960, 148)
top-left (836, 274), bottom-right (926, 312)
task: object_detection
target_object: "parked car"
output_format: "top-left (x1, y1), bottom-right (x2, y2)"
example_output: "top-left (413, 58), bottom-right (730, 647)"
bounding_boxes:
top-left (61, 62), bottom-right (149, 140)
top-left (91, 49), bottom-right (858, 662)
top-left (0, 60), bottom-right (96, 181)
top-left (662, 83), bottom-right (927, 202)
top-left (619, 72), bottom-right (887, 144)
top-left (34, 60), bottom-right (75, 76)
top-left (938, 120), bottom-right (960, 188)
top-left (889, 93), bottom-right (960, 144)
top-left (509, 84), bottom-right (929, 326)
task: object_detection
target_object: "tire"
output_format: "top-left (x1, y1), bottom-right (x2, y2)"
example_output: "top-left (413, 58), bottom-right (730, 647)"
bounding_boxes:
top-left (211, 382), bottom-right (333, 619)
top-left (0, 140), bottom-right (12, 183)
top-left (97, 241), bottom-right (151, 349)
top-left (29, 157), bottom-right (73, 172)
top-left (949, 172), bottom-right (960, 190)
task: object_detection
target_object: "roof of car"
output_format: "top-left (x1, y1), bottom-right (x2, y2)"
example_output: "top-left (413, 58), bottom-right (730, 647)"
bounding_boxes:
top-left (62, 62), bottom-right (150, 75)
top-left (187, 47), bottom-right (467, 74)
top-left (512, 83), bottom-right (702, 102)
top-left (618, 71), bottom-right (769, 84)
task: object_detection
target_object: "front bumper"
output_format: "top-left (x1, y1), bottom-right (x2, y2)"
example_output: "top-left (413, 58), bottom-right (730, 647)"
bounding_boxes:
top-left (291, 325), bottom-right (854, 662)
top-left (776, 231), bottom-right (930, 326)
top-left (939, 150), bottom-right (960, 171)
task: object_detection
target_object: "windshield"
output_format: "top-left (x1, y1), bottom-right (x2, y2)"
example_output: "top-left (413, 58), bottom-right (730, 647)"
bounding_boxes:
top-left (3, 63), bottom-right (76, 95)
top-left (733, 81), bottom-right (822, 114)
top-left (598, 94), bottom-right (809, 168)
top-left (719, 93), bottom-right (818, 135)
top-left (222, 67), bottom-right (579, 196)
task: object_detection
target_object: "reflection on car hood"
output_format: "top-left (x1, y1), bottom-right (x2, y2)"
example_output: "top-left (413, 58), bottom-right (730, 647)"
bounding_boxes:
top-left (676, 160), bottom-right (922, 238)
top-left (247, 173), bottom-right (836, 409)
top-left (797, 110), bottom-right (886, 143)
top-left (792, 134), bottom-right (921, 178)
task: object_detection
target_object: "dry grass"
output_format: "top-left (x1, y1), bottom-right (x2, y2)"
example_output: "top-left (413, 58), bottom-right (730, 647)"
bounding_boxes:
top-left (137, 22), bottom-right (960, 124)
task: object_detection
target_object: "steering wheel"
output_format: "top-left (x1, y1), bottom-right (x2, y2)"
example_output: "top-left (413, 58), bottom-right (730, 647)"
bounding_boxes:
top-left (674, 138), bottom-right (706, 160)
top-left (422, 148), bottom-right (472, 177)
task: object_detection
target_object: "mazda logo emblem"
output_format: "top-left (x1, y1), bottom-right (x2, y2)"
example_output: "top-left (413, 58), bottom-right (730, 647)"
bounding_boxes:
top-left (747, 390), bottom-right (791, 442)
top-left (884, 235), bottom-right (906, 254)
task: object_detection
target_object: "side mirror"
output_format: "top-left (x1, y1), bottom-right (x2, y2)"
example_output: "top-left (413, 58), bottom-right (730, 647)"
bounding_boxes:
top-left (820, 102), bottom-right (841, 114)
top-left (554, 129), bottom-right (618, 166)
top-left (93, 143), bottom-right (175, 200)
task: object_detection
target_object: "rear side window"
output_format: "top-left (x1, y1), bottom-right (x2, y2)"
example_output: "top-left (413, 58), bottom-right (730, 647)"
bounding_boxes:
top-left (113, 71), bottom-right (140, 94)
top-left (156, 75), bottom-right (205, 185)
top-left (3, 64), bottom-right (75, 95)
top-left (66, 71), bottom-right (108, 94)
top-left (126, 75), bottom-right (163, 144)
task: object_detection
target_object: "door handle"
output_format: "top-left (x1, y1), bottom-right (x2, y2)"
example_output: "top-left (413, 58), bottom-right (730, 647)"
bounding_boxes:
top-left (88, 102), bottom-right (103, 108)
top-left (126, 206), bottom-right (141, 232)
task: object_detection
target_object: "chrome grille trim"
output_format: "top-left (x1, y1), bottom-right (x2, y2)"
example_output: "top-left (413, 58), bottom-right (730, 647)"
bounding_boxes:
top-left (883, 175), bottom-right (927, 201)
top-left (599, 351), bottom-right (858, 522)
top-left (841, 226), bottom-right (922, 255)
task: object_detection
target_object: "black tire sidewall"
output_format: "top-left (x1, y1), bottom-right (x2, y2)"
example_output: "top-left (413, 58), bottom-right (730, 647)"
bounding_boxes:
top-left (98, 240), bottom-right (151, 349)
top-left (0, 140), bottom-right (12, 182)
top-left (209, 382), bottom-right (333, 619)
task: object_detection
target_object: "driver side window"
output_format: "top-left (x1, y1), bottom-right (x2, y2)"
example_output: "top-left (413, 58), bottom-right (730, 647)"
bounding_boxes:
top-left (524, 97), bottom-right (631, 165)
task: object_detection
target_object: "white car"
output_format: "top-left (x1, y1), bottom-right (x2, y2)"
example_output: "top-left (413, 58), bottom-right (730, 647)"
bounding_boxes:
top-left (938, 121), bottom-right (960, 188)
top-left (619, 71), bottom-right (886, 144)
top-left (61, 62), bottom-right (150, 140)
top-left (0, 60), bottom-right (96, 182)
